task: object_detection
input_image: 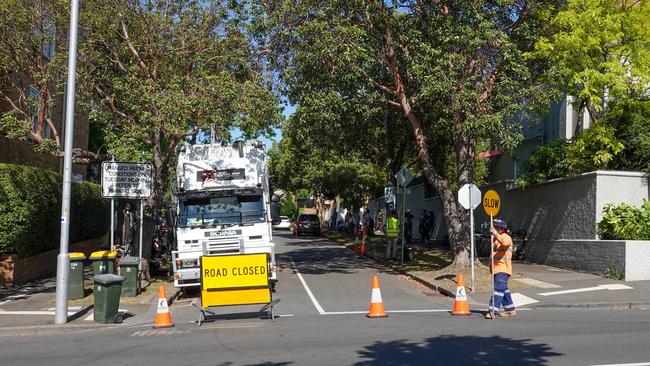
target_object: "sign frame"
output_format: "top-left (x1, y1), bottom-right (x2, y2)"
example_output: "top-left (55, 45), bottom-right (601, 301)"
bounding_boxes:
top-left (199, 253), bottom-right (272, 308)
top-left (101, 161), bottom-right (153, 199)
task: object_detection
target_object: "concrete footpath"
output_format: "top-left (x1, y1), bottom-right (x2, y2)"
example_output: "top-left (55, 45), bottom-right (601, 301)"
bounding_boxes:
top-left (0, 267), bottom-right (180, 335)
top-left (327, 234), bottom-right (650, 312)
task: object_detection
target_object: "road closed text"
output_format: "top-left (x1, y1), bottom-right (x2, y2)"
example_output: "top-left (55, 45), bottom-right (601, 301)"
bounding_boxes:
top-left (204, 265), bottom-right (266, 278)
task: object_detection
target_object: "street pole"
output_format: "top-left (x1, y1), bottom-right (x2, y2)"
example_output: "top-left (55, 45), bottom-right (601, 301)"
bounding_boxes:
top-left (139, 199), bottom-right (144, 270)
top-left (54, 0), bottom-right (80, 325)
top-left (490, 213), bottom-right (495, 319)
top-left (110, 199), bottom-right (115, 252)
top-left (470, 193), bottom-right (475, 292)
top-left (401, 185), bottom-right (405, 263)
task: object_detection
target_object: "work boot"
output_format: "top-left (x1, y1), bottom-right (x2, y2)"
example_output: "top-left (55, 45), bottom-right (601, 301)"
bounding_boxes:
top-left (502, 310), bottom-right (517, 317)
top-left (484, 312), bottom-right (497, 319)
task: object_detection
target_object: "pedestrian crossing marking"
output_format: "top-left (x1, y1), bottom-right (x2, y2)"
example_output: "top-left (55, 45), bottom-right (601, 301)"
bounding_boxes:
top-left (130, 329), bottom-right (190, 337)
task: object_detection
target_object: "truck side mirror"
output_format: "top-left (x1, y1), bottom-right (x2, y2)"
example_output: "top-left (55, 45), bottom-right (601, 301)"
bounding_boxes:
top-left (270, 195), bottom-right (281, 225)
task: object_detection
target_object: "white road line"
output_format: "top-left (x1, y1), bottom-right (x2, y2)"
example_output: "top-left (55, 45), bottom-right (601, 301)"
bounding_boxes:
top-left (591, 363), bottom-right (650, 366)
top-left (515, 277), bottom-right (562, 289)
top-left (0, 310), bottom-right (77, 316)
top-left (511, 293), bottom-right (539, 307)
top-left (289, 257), bottom-right (326, 315)
top-left (47, 306), bottom-right (82, 311)
top-left (539, 284), bottom-right (633, 296)
top-left (323, 310), bottom-right (449, 315)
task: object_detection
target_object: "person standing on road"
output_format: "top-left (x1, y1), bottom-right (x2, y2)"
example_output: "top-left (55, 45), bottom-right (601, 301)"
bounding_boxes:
top-left (485, 219), bottom-right (517, 319)
top-left (385, 210), bottom-right (400, 259)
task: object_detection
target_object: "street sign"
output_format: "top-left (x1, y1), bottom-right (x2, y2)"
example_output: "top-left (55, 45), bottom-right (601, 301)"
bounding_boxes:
top-left (458, 184), bottom-right (481, 210)
top-left (200, 253), bottom-right (271, 307)
top-left (101, 162), bottom-right (153, 198)
top-left (395, 167), bottom-right (414, 186)
top-left (483, 189), bottom-right (501, 216)
top-left (384, 186), bottom-right (395, 204)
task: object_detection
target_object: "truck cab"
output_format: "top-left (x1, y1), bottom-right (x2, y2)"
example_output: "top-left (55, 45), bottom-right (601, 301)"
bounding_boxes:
top-left (172, 141), bottom-right (278, 288)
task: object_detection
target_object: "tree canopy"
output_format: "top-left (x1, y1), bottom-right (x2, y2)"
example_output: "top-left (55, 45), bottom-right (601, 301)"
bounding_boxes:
top-left (78, 0), bottom-right (282, 214)
top-left (261, 0), bottom-right (560, 266)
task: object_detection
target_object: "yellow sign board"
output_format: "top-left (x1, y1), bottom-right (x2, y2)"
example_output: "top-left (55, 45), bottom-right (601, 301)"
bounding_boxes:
top-left (201, 253), bottom-right (271, 307)
top-left (482, 189), bottom-right (501, 217)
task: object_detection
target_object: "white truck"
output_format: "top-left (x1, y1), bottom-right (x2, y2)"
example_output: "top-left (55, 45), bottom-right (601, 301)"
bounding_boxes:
top-left (171, 141), bottom-right (279, 289)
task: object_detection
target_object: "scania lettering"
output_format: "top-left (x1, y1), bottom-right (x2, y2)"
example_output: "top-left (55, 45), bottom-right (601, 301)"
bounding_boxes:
top-left (172, 141), bottom-right (279, 289)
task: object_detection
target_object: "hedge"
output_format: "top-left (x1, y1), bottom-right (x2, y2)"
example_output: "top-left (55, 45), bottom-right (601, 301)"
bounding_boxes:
top-left (0, 163), bottom-right (109, 258)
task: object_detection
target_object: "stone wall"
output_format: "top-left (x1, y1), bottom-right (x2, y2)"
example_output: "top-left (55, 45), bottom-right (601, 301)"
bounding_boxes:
top-left (526, 239), bottom-right (626, 276)
top-left (526, 239), bottom-right (650, 281)
top-left (0, 235), bottom-right (107, 286)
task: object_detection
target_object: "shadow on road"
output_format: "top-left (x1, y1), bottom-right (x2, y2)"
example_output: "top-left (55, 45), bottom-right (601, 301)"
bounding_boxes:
top-left (354, 335), bottom-right (562, 365)
top-left (278, 245), bottom-right (389, 275)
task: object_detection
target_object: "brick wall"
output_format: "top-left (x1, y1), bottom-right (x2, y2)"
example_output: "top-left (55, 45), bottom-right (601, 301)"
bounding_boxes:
top-left (0, 235), bottom-right (107, 286)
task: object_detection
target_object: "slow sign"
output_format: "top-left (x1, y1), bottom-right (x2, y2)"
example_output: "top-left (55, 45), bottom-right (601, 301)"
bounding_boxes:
top-left (482, 189), bottom-right (501, 217)
top-left (200, 253), bottom-right (271, 307)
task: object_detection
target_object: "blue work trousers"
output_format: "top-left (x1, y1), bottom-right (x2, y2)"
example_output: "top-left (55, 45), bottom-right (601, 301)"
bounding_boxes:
top-left (489, 273), bottom-right (515, 313)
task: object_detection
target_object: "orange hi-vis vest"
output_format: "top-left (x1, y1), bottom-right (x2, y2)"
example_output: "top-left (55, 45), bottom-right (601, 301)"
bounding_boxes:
top-left (490, 232), bottom-right (513, 275)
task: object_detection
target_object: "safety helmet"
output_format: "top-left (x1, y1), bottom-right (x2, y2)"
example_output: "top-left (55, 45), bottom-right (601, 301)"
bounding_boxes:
top-left (493, 219), bottom-right (508, 230)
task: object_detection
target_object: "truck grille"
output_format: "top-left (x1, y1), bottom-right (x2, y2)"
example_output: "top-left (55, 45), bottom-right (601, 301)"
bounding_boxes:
top-left (203, 236), bottom-right (241, 256)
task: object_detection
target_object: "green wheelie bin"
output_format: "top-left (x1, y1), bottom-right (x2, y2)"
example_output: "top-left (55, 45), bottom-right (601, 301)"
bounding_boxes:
top-left (68, 252), bottom-right (87, 299)
top-left (90, 250), bottom-right (117, 275)
top-left (118, 256), bottom-right (140, 297)
top-left (93, 274), bottom-right (125, 324)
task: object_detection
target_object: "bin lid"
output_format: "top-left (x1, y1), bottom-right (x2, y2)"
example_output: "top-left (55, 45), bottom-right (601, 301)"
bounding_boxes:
top-left (90, 250), bottom-right (117, 259)
top-left (93, 274), bottom-right (125, 284)
top-left (119, 256), bottom-right (141, 266)
top-left (68, 252), bottom-right (86, 260)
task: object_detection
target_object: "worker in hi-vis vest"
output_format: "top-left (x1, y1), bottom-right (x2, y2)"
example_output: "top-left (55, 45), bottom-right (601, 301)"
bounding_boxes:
top-left (385, 210), bottom-right (400, 259)
top-left (485, 219), bottom-right (517, 319)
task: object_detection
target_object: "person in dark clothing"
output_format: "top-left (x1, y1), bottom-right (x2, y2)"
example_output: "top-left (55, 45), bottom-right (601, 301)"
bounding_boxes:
top-left (426, 211), bottom-right (435, 241)
top-left (418, 209), bottom-right (427, 242)
top-left (404, 210), bottom-right (414, 261)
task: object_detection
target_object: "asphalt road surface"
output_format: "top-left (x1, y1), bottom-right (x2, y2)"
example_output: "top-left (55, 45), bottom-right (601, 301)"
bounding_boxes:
top-left (1, 231), bottom-right (650, 366)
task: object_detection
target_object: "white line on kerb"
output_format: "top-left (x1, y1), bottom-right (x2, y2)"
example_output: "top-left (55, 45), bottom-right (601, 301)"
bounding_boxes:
top-left (289, 257), bottom-right (326, 315)
top-left (591, 363), bottom-right (650, 366)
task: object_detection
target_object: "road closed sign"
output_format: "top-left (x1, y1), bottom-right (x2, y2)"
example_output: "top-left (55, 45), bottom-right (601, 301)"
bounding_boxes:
top-left (482, 189), bottom-right (501, 217)
top-left (200, 253), bottom-right (271, 307)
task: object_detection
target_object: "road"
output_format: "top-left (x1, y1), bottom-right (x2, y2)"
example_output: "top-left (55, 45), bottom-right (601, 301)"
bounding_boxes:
top-left (1, 232), bottom-right (650, 366)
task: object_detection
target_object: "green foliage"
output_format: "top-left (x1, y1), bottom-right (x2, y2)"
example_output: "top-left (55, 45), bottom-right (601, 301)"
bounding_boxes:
top-left (279, 196), bottom-right (298, 218)
top-left (0, 0), bottom-right (69, 151)
top-left (0, 164), bottom-right (108, 258)
top-left (598, 200), bottom-right (650, 240)
top-left (516, 139), bottom-right (571, 188)
top-left (533, 0), bottom-right (650, 119)
top-left (516, 121), bottom-right (624, 188)
top-left (610, 100), bottom-right (650, 173)
top-left (565, 123), bottom-right (624, 172)
top-left (604, 265), bottom-right (624, 280)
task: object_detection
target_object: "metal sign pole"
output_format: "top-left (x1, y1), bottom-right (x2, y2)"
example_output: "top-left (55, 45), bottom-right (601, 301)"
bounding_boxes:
top-left (490, 213), bottom-right (495, 319)
top-left (110, 198), bottom-right (115, 252)
top-left (401, 186), bottom-right (406, 263)
top-left (470, 194), bottom-right (475, 292)
top-left (139, 199), bottom-right (144, 271)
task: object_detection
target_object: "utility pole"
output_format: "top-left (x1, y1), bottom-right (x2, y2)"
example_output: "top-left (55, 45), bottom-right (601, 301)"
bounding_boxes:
top-left (54, 0), bottom-right (80, 325)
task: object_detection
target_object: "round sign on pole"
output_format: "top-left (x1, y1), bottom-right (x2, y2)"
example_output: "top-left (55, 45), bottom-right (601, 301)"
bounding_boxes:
top-left (482, 189), bottom-right (501, 216)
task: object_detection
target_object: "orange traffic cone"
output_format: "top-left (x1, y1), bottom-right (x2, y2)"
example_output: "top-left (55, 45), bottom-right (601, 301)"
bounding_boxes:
top-left (366, 275), bottom-right (388, 318)
top-left (451, 274), bottom-right (471, 316)
top-left (153, 285), bottom-right (175, 328)
top-left (360, 241), bottom-right (366, 257)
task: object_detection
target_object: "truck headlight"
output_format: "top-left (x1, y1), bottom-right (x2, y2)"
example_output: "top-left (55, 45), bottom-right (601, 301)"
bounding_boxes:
top-left (176, 258), bottom-right (199, 268)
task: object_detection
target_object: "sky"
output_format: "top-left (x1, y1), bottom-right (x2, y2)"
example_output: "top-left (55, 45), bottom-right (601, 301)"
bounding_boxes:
top-left (231, 103), bottom-right (294, 150)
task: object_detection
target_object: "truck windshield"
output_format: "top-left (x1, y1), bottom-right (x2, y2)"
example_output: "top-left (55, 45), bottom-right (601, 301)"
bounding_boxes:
top-left (179, 195), bottom-right (265, 227)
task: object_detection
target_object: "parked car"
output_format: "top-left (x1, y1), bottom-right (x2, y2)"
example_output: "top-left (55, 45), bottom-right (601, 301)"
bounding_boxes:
top-left (295, 214), bottom-right (321, 236)
top-left (273, 216), bottom-right (291, 230)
